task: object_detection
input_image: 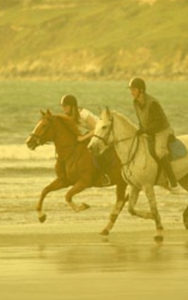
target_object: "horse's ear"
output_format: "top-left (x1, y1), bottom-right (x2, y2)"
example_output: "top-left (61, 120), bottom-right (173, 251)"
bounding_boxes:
top-left (106, 106), bottom-right (111, 115)
top-left (40, 109), bottom-right (45, 116)
top-left (46, 109), bottom-right (52, 118)
top-left (104, 106), bottom-right (112, 120)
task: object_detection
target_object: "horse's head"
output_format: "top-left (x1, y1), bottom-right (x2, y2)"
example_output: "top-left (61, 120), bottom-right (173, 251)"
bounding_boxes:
top-left (26, 109), bottom-right (54, 150)
top-left (88, 107), bottom-right (114, 155)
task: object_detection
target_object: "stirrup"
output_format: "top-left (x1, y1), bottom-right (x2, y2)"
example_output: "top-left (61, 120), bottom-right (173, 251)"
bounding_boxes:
top-left (101, 174), bottom-right (111, 186)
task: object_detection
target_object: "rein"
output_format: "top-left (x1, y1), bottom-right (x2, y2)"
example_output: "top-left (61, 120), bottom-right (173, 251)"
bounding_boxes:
top-left (93, 117), bottom-right (140, 168)
top-left (114, 136), bottom-right (134, 145)
top-left (93, 117), bottom-right (114, 146)
top-left (29, 118), bottom-right (77, 155)
top-left (93, 134), bottom-right (109, 145)
top-left (29, 133), bottom-right (43, 146)
top-left (120, 133), bottom-right (139, 167)
top-left (29, 120), bottom-right (52, 146)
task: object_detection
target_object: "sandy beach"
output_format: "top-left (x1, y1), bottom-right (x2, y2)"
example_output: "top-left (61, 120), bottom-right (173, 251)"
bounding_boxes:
top-left (0, 225), bottom-right (188, 300)
top-left (1, 145), bottom-right (188, 300)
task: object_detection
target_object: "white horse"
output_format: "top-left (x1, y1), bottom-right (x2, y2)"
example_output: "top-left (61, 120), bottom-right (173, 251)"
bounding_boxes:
top-left (88, 108), bottom-right (188, 241)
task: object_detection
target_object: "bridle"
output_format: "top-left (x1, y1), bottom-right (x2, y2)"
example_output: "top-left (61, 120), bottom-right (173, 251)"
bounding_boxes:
top-left (93, 117), bottom-right (135, 146)
top-left (93, 117), bottom-right (139, 167)
top-left (28, 117), bottom-right (77, 158)
top-left (93, 117), bottom-right (114, 146)
top-left (29, 119), bottom-right (52, 146)
top-left (29, 133), bottom-right (41, 146)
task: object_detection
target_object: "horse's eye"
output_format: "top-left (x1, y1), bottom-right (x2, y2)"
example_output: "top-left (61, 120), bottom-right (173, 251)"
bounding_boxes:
top-left (43, 120), bottom-right (49, 127)
top-left (102, 125), bottom-right (107, 130)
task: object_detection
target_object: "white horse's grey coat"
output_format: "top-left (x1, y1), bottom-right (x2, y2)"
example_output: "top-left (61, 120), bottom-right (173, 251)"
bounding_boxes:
top-left (88, 109), bottom-right (188, 240)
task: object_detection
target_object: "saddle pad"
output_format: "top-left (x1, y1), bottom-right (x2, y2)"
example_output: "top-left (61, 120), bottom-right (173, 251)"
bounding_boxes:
top-left (168, 138), bottom-right (187, 161)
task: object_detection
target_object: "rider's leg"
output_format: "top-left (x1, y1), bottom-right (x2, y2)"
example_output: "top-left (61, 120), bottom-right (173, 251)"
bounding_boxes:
top-left (155, 129), bottom-right (182, 193)
top-left (155, 129), bottom-right (177, 187)
top-left (160, 155), bottom-right (177, 187)
top-left (160, 155), bottom-right (184, 194)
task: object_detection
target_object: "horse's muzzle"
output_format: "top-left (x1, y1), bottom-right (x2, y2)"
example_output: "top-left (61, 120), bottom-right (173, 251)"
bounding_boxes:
top-left (26, 135), bottom-right (38, 150)
top-left (88, 143), bottom-right (101, 156)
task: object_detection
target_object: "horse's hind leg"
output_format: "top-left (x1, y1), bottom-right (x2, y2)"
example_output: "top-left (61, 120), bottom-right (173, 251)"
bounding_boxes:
top-left (128, 185), bottom-right (163, 241)
top-left (128, 186), bottom-right (141, 216)
top-left (144, 185), bottom-right (164, 242)
top-left (101, 181), bottom-right (128, 236)
top-left (37, 177), bottom-right (67, 222)
top-left (65, 181), bottom-right (90, 212)
top-left (128, 186), bottom-right (152, 219)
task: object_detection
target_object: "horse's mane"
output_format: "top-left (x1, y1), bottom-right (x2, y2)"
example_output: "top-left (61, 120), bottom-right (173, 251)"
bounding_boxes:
top-left (112, 110), bottom-right (137, 130)
top-left (55, 114), bottom-right (81, 136)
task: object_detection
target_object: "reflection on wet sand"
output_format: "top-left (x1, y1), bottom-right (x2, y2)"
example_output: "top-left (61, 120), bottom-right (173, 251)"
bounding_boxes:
top-left (0, 231), bottom-right (188, 300)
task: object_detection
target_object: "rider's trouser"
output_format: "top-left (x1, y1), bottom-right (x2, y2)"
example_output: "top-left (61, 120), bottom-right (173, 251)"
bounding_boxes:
top-left (155, 127), bottom-right (174, 159)
top-left (160, 155), bottom-right (177, 187)
top-left (155, 127), bottom-right (178, 187)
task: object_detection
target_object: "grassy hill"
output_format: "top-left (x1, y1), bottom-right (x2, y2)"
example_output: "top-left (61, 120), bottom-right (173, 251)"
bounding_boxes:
top-left (0, 0), bottom-right (188, 79)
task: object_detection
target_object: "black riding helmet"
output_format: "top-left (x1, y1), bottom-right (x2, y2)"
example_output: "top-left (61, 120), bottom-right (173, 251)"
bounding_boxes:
top-left (128, 78), bottom-right (146, 92)
top-left (60, 94), bottom-right (78, 107)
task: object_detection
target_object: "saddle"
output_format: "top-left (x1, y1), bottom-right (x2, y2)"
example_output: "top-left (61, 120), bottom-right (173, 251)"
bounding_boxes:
top-left (148, 134), bottom-right (187, 162)
top-left (168, 135), bottom-right (187, 160)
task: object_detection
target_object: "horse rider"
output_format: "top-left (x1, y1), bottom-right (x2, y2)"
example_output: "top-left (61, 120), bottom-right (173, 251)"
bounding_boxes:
top-left (60, 94), bottom-right (110, 185)
top-left (128, 77), bottom-right (182, 194)
top-left (60, 94), bottom-right (98, 142)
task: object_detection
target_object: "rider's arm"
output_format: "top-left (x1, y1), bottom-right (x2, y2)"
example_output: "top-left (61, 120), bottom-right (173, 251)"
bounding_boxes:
top-left (86, 115), bottom-right (97, 130)
top-left (77, 108), bottom-right (98, 142)
top-left (77, 130), bottom-right (94, 142)
top-left (147, 102), bottom-right (169, 134)
top-left (80, 108), bottom-right (98, 129)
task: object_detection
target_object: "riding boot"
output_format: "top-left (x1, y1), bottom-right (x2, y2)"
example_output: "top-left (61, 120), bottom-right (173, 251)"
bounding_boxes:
top-left (160, 155), bottom-right (177, 188)
top-left (101, 173), bottom-right (111, 186)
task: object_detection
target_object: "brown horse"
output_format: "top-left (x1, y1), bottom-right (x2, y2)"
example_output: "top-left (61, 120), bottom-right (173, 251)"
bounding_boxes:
top-left (26, 110), bottom-right (128, 235)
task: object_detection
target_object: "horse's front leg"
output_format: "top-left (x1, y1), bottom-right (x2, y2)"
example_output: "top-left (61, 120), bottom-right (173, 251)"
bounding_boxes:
top-left (128, 185), bottom-right (153, 219)
top-left (101, 180), bottom-right (128, 235)
top-left (144, 185), bottom-right (164, 242)
top-left (37, 177), bottom-right (67, 222)
top-left (65, 180), bottom-right (90, 212)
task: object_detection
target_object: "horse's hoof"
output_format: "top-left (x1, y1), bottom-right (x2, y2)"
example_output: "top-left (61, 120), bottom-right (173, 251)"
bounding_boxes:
top-left (183, 209), bottom-right (188, 229)
top-left (39, 214), bottom-right (47, 223)
top-left (100, 229), bottom-right (109, 236)
top-left (154, 235), bottom-right (164, 243)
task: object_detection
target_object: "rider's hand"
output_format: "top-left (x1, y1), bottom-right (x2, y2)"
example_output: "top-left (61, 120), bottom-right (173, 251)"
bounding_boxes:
top-left (77, 135), bottom-right (85, 142)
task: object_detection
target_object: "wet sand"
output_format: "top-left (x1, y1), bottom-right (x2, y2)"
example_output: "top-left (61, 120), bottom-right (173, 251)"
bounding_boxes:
top-left (1, 154), bottom-right (188, 300)
top-left (0, 226), bottom-right (188, 300)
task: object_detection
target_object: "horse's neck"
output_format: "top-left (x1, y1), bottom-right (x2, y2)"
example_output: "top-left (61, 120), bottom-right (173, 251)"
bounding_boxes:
top-left (112, 113), bottom-right (152, 171)
top-left (113, 112), bottom-right (136, 140)
top-left (53, 120), bottom-right (77, 159)
top-left (112, 113), bottom-right (137, 161)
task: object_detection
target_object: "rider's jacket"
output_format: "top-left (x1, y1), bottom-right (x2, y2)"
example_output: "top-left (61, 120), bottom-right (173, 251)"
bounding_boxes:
top-left (134, 93), bottom-right (170, 135)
